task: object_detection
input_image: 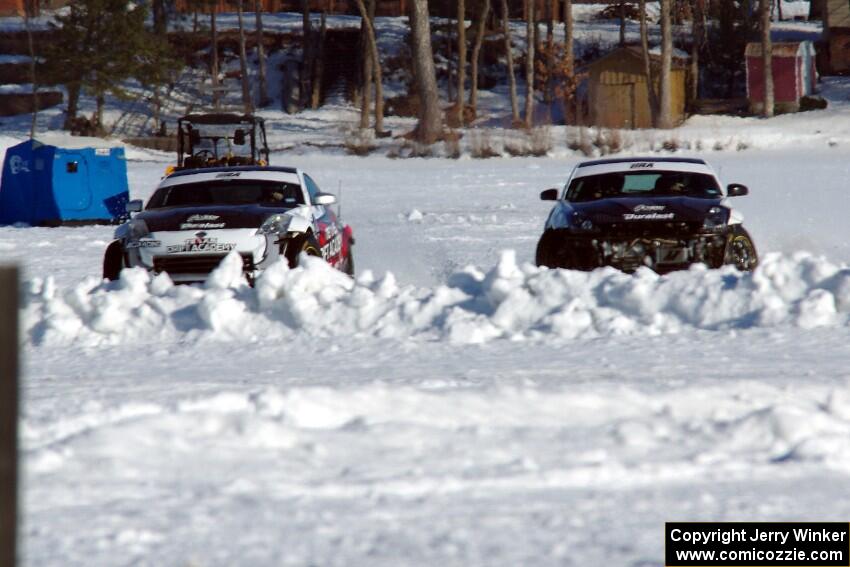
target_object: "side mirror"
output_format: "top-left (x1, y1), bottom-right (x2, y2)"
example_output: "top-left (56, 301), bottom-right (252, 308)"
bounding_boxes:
top-left (125, 199), bottom-right (143, 213)
top-left (233, 129), bottom-right (246, 145)
top-left (313, 192), bottom-right (337, 206)
top-left (726, 183), bottom-right (749, 197)
top-left (540, 188), bottom-right (559, 201)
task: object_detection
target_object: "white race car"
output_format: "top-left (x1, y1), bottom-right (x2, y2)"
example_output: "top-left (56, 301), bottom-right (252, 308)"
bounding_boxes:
top-left (103, 166), bottom-right (354, 283)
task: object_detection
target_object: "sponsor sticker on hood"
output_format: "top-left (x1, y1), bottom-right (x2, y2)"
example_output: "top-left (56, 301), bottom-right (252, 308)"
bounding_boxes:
top-left (166, 237), bottom-right (236, 254)
top-left (623, 203), bottom-right (674, 220)
top-left (181, 214), bottom-right (226, 230)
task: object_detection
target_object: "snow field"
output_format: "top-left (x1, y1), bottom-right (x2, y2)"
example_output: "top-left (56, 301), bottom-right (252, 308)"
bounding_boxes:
top-left (21, 248), bottom-right (850, 347)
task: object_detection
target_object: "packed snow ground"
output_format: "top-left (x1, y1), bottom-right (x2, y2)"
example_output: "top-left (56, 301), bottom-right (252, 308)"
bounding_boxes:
top-left (5, 146), bottom-right (850, 566)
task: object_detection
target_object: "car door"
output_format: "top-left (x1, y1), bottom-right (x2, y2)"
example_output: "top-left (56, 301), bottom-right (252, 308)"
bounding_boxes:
top-left (303, 174), bottom-right (343, 266)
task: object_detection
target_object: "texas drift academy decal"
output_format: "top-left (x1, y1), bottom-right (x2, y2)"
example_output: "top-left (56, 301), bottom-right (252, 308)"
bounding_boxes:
top-left (166, 237), bottom-right (236, 254)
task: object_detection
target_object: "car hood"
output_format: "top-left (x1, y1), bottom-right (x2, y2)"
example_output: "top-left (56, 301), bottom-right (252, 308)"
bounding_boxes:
top-left (136, 204), bottom-right (295, 231)
top-left (571, 196), bottom-right (722, 223)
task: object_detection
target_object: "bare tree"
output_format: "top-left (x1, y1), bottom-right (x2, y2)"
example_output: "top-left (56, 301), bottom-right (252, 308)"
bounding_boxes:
top-left (469, 0), bottom-right (491, 114)
top-left (354, 0), bottom-right (385, 133)
top-left (358, 0), bottom-right (372, 129)
top-left (301, 0), bottom-right (312, 107)
top-left (639, 0), bottom-right (659, 126)
top-left (658, 0), bottom-right (673, 128)
top-left (760, 0), bottom-right (774, 117)
top-left (255, 0), bottom-right (270, 107)
top-left (210, 5), bottom-right (221, 110)
top-left (501, 0), bottom-right (520, 124)
top-left (456, 0), bottom-right (467, 125)
top-left (545, 0), bottom-right (554, 105)
top-left (524, 0), bottom-right (535, 128)
top-left (236, 0), bottom-right (253, 114)
top-left (24, 0), bottom-right (38, 137)
top-left (311, 10), bottom-right (326, 109)
top-left (690, 0), bottom-right (704, 102)
top-left (408, 0), bottom-right (442, 144)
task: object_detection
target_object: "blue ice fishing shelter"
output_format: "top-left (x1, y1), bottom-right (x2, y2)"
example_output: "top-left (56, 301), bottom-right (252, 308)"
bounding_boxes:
top-left (0, 138), bottom-right (129, 225)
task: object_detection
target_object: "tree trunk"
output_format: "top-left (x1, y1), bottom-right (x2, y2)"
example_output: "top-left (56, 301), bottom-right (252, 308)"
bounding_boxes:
top-left (658, 0), bottom-right (673, 128)
top-left (65, 81), bottom-right (80, 127)
top-left (619, 2), bottom-right (627, 45)
top-left (524, 0), bottom-right (535, 128)
top-left (301, 0), bottom-right (312, 108)
top-left (355, 0), bottom-right (383, 132)
top-left (545, 0), bottom-right (553, 105)
top-left (24, 0), bottom-right (37, 138)
top-left (446, 19), bottom-right (454, 102)
top-left (761, 0), bottom-right (774, 117)
top-left (153, 0), bottom-right (167, 36)
top-left (456, 0), bottom-right (466, 125)
top-left (564, 0), bottom-right (573, 70)
top-left (95, 92), bottom-right (105, 132)
top-left (236, 0), bottom-right (253, 114)
top-left (211, 8), bottom-right (220, 110)
top-left (469, 0), bottom-right (490, 113)
top-left (408, 0), bottom-right (442, 144)
top-left (640, 0), bottom-right (659, 126)
top-left (501, 0), bottom-right (520, 124)
top-left (690, 0), bottom-right (704, 102)
top-left (311, 10), bottom-right (327, 109)
top-left (358, 7), bottom-right (372, 129)
top-left (255, 0), bottom-right (270, 107)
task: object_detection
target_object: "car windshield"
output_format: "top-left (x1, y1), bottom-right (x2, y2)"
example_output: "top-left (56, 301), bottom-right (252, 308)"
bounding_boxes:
top-left (566, 171), bottom-right (722, 202)
top-left (147, 181), bottom-right (304, 209)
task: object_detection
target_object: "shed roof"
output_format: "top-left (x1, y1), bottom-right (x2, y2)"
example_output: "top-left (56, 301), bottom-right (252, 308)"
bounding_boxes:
top-left (744, 41), bottom-right (813, 57)
top-left (584, 45), bottom-right (689, 72)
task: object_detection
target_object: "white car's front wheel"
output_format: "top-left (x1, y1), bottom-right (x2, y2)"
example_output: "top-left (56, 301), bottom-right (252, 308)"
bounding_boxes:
top-left (103, 240), bottom-right (126, 281)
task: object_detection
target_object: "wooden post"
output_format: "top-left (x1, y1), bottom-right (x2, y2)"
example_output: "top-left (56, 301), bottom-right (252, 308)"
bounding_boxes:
top-left (0, 266), bottom-right (19, 567)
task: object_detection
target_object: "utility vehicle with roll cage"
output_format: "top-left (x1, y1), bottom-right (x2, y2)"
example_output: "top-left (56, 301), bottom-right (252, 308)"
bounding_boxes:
top-left (173, 113), bottom-right (270, 171)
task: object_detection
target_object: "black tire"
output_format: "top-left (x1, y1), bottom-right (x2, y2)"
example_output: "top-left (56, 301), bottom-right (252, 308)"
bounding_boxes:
top-left (535, 231), bottom-right (557, 267)
top-left (284, 233), bottom-right (322, 268)
top-left (343, 250), bottom-right (355, 276)
top-left (103, 240), bottom-right (125, 281)
top-left (724, 226), bottom-right (759, 271)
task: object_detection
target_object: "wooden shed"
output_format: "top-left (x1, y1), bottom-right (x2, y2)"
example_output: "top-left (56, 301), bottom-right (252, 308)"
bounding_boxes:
top-left (745, 41), bottom-right (817, 114)
top-left (822, 0), bottom-right (850, 73)
top-left (584, 46), bottom-right (688, 130)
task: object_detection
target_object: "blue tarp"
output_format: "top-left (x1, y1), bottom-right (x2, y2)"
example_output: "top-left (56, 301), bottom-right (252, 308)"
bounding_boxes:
top-left (0, 139), bottom-right (129, 225)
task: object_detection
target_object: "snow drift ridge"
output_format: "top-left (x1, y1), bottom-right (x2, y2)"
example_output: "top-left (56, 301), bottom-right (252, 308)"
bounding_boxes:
top-left (22, 250), bottom-right (850, 346)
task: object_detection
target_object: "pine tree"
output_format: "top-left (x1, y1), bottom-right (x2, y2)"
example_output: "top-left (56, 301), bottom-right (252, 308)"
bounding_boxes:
top-left (43, 0), bottom-right (179, 133)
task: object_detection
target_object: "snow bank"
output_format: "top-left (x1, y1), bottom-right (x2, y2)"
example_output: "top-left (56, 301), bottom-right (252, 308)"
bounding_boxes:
top-left (22, 250), bottom-right (850, 346)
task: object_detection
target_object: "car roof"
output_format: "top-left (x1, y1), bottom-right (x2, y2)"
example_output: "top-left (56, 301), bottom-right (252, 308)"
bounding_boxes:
top-left (572, 157), bottom-right (716, 179)
top-left (577, 157), bottom-right (707, 168)
top-left (168, 166), bottom-right (297, 178)
top-left (160, 167), bottom-right (302, 188)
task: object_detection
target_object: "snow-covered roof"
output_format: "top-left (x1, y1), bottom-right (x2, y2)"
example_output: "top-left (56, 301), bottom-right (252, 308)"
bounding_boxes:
top-left (31, 132), bottom-right (125, 150)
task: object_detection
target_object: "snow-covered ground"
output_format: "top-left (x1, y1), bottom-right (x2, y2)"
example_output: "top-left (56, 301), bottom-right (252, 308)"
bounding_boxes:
top-left (3, 4), bottom-right (850, 564)
top-left (5, 145), bottom-right (850, 566)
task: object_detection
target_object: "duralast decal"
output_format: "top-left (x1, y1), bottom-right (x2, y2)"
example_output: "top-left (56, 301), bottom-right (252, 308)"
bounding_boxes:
top-left (180, 214), bottom-right (226, 230)
top-left (166, 237), bottom-right (236, 254)
top-left (623, 212), bottom-right (675, 220)
top-left (180, 222), bottom-right (226, 229)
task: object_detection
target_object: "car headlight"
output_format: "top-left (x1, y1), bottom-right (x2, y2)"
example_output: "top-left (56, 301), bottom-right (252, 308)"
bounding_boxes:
top-left (702, 206), bottom-right (729, 231)
top-left (256, 214), bottom-right (293, 235)
top-left (570, 211), bottom-right (596, 232)
top-left (127, 219), bottom-right (151, 239)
